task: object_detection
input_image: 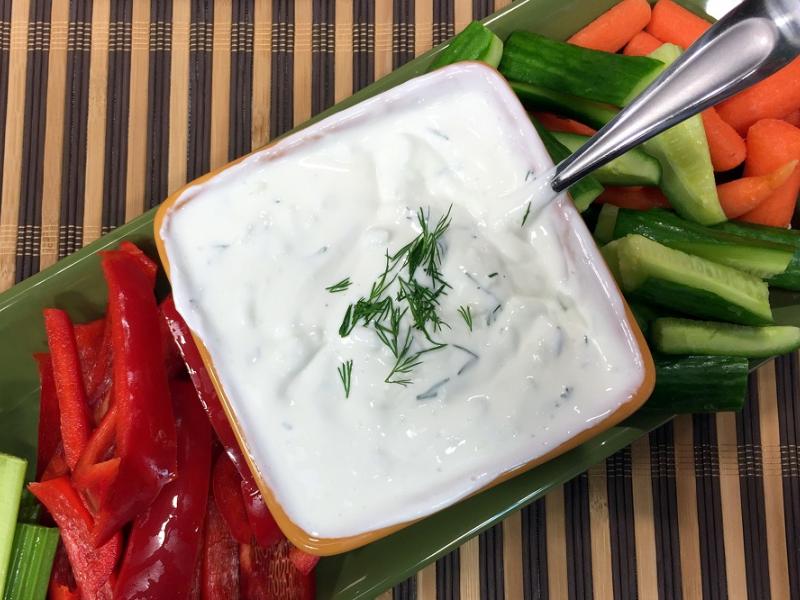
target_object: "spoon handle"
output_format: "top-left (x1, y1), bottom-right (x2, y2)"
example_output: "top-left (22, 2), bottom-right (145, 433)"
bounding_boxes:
top-left (551, 0), bottom-right (800, 193)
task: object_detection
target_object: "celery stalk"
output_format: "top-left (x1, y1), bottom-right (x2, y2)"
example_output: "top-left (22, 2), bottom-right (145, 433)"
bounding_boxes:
top-left (2, 524), bottom-right (59, 600)
top-left (0, 454), bottom-right (26, 598)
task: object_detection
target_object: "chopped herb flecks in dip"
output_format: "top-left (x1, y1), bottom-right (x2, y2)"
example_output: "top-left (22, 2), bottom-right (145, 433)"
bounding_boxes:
top-left (162, 70), bottom-right (644, 539)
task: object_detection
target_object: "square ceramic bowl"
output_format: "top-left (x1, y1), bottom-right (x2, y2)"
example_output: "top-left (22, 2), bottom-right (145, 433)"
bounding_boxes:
top-left (154, 62), bottom-right (654, 555)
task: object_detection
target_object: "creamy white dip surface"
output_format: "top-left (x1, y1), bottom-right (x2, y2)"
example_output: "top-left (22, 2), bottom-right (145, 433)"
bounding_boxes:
top-left (162, 66), bottom-right (645, 539)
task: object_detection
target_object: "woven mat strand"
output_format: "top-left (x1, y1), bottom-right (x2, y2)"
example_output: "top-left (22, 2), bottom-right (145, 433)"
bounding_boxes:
top-left (1, 1), bottom-right (799, 598)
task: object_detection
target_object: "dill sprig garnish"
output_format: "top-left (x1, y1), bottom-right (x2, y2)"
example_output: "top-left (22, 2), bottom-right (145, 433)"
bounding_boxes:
top-left (521, 202), bottom-right (532, 227)
top-left (457, 305), bottom-right (473, 331)
top-left (337, 359), bottom-right (353, 398)
top-left (326, 277), bottom-right (352, 293)
top-left (338, 206), bottom-right (453, 387)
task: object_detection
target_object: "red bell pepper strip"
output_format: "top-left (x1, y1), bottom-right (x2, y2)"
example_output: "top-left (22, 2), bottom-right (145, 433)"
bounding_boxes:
top-left (29, 476), bottom-right (121, 599)
top-left (72, 404), bottom-right (117, 512)
top-left (44, 308), bottom-right (93, 470)
top-left (288, 546), bottom-right (320, 577)
top-left (118, 241), bottom-right (158, 286)
top-left (240, 540), bottom-right (316, 600)
top-left (202, 494), bottom-right (240, 599)
top-left (73, 319), bottom-right (105, 386)
top-left (93, 250), bottom-right (177, 546)
top-left (41, 444), bottom-right (69, 482)
top-left (48, 543), bottom-right (78, 599)
top-left (84, 319), bottom-right (113, 422)
top-left (115, 380), bottom-right (212, 600)
top-left (161, 296), bottom-right (255, 486)
top-left (48, 583), bottom-right (80, 600)
top-left (158, 303), bottom-right (185, 378)
top-left (241, 478), bottom-right (284, 549)
top-left (71, 458), bottom-right (120, 514)
top-left (74, 403), bottom-right (117, 474)
top-left (212, 453), bottom-right (253, 544)
top-left (35, 353), bottom-right (61, 479)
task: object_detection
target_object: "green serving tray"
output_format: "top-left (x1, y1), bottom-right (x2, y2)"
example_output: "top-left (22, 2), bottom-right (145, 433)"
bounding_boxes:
top-left (2, 0), bottom-right (798, 598)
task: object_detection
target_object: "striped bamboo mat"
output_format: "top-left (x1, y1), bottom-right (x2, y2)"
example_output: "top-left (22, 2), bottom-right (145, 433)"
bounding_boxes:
top-left (1, 1), bottom-right (799, 598)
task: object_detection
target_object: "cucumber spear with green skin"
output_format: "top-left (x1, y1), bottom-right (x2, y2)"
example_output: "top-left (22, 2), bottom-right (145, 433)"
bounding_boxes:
top-left (428, 21), bottom-right (504, 71)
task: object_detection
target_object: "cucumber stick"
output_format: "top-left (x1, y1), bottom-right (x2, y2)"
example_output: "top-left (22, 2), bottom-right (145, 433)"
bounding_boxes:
top-left (0, 454), bottom-right (26, 599)
top-left (594, 204), bottom-right (619, 245)
top-left (610, 207), bottom-right (800, 288)
top-left (642, 45), bottom-right (725, 225)
top-left (2, 524), bottom-right (59, 600)
top-left (551, 131), bottom-right (661, 186)
top-left (531, 120), bottom-right (603, 211)
top-left (509, 81), bottom-right (618, 130)
top-left (608, 234), bottom-right (773, 325)
top-left (499, 31), bottom-right (664, 107)
top-left (429, 21), bottom-right (503, 70)
top-left (653, 317), bottom-right (800, 358)
top-left (643, 355), bottom-right (749, 413)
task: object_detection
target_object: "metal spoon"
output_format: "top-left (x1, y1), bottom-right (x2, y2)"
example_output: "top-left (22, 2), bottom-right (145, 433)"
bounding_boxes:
top-left (528, 0), bottom-right (800, 214)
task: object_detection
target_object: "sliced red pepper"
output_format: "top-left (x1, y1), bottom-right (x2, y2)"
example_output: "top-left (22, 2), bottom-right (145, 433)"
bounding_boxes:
top-left (241, 478), bottom-right (284, 549)
top-left (158, 303), bottom-right (185, 379)
top-left (203, 494), bottom-right (240, 598)
top-left (239, 540), bottom-right (315, 600)
top-left (44, 308), bottom-right (93, 470)
top-left (84, 318), bottom-right (113, 422)
top-left (29, 476), bottom-right (121, 598)
top-left (212, 453), bottom-right (253, 544)
top-left (41, 444), bottom-right (69, 481)
top-left (72, 404), bottom-right (117, 513)
top-left (288, 546), bottom-right (320, 577)
top-left (74, 403), bottom-right (117, 474)
top-left (71, 458), bottom-right (120, 514)
top-left (118, 241), bottom-right (158, 286)
top-left (93, 250), bottom-right (177, 546)
top-left (73, 318), bottom-right (105, 386)
top-left (35, 353), bottom-right (61, 479)
top-left (49, 541), bottom-right (77, 587)
top-left (161, 296), bottom-right (255, 485)
top-left (48, 582), bottom-right (80, 600)
top-left (115, 380), bottom-right (212, 599)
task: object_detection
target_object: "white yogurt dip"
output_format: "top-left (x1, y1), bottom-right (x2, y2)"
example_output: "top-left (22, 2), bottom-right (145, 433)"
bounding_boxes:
top-left (161, 65), bottom-right (645, 539)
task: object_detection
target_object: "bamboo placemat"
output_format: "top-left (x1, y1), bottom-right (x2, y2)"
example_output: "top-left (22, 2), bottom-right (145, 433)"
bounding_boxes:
top-left (1, 1), bottom-right (798, 598)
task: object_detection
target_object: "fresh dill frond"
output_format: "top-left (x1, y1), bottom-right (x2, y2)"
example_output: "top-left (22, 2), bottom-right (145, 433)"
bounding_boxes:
top-left (337, 359), bottom-right (354, 398)
top-left (338, 205), bottom-right (454, 386)
top-left (521, 202), bottom-right (532, 227)
top-left (457, 305), bottom-right (473, 331)
top-left (326, 277), bottom-right (352, 293)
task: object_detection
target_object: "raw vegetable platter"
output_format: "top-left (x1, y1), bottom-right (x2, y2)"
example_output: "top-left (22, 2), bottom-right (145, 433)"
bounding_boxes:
top-left (2, 0), bottom-right (800, 598)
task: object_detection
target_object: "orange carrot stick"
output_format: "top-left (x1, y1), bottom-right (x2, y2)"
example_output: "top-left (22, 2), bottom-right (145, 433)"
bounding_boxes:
top-left (597, 186), bottom-right (670, 211)
top-left (623, 31), bottom-right (663, 56)
top-left (531, 112), bottom-right (596, 136)
top-left (739, 119), bottom-right (800, 227)
top-left (701, 107), bottom-right (746, 172)
top-left (785, 110), bottom-right (800, 128)
top-left (718, 161), bottom-right (797, 219)
top-left (646, 0), bottom-right (710, 50)
top-left (568, 0), bottom-right (651, 53)
top-left (716, 58), bottom-right (800, 134)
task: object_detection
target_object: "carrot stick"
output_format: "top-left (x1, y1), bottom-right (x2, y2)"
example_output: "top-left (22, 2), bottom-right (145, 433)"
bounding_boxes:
top-left (530, 112), bottom-right (596, 136)
top-left (716, 58), bottom-right (800, 134)
top-left (646, 0), bottom-right (710, 50)
top-left (785, 110), bottom-right (800, 128)
top-left (739, 119), bottom-right (800, 227)
top-left (623, 31), bottom-right (663, 56)
top-left (701, 107), bottom-right (746, 172)
top-left (597, 186), bottom-right (670, 211)
top-left (718, 161), bottom-right (797, 219)
top-left (568, 0), bottom-right (651, 53)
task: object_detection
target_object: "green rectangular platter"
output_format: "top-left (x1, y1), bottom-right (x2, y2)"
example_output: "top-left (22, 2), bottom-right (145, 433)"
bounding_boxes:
top-left (2, 0), bottom-right (798, 598)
